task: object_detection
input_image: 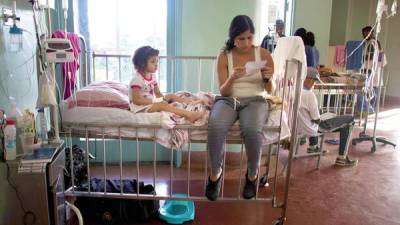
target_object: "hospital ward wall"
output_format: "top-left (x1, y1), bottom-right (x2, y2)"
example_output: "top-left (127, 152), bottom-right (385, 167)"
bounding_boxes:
top-left (292, 0), bottom-right (333, 65)
top-left (0, 1), bottom-right (39, 224)
top-left (178, 0), bottom-right (260, 93)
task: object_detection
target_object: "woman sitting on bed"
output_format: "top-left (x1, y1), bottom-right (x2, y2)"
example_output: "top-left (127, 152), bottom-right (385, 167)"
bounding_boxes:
top-left (130, 46), bottom-right (203, 123)
top-left (205, 15), bottom-right (275, 201)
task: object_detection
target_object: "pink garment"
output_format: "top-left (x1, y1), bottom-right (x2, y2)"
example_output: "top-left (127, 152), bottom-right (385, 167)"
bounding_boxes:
top-left (334, 45), bottom-right (346, 67)
top-left (51, 30), bottom-right (81, 99)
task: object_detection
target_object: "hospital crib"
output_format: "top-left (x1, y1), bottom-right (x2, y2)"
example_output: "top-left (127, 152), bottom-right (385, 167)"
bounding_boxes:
top-left (61, 51), bottom-right (304, 225)
top-left (313, 83), bottom-right (363, 116)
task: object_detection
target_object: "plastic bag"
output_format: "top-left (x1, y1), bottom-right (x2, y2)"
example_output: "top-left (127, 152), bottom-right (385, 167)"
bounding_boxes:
top-left (38, 70), bottom-right (57, 106)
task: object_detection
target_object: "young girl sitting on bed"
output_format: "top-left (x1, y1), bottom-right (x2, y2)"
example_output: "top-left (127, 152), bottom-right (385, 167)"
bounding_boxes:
top-left (130, 46), bottom-right (204, 123)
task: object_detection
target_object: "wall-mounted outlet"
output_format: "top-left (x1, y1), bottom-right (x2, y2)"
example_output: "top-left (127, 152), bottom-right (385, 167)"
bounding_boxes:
top-left (2, 7), bottom-right (13, 26)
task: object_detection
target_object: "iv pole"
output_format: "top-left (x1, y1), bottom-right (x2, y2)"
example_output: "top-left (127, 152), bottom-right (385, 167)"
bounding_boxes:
top-left (351, 0), bottom-right (397, 152)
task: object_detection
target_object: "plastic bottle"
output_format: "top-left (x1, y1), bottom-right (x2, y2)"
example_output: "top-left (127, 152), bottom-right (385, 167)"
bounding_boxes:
top-left (9, 101), bottom-right (22, 121)
top-left (4, 119), bottom-right (17, 160)
top-left (36, 108), bottom-right (48, 141)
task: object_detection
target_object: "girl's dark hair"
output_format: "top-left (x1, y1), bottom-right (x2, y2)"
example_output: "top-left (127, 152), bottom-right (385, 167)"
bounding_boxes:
top-left (294, 27), bottom-right (307, 44)
top-left (223, 15), bottom-right (255, 52)
top-left (305, 31), bottom-right (315, 46)
top-left (132, 46), bottom-right (159, 74)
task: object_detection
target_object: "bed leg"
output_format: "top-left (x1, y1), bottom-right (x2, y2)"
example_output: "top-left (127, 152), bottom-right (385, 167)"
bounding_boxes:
top-left (174, 150), bottom-right (182, 168)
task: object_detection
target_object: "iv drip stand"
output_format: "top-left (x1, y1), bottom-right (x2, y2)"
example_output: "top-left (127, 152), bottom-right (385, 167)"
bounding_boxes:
top-left (351, 67), bottom-right (396, 152)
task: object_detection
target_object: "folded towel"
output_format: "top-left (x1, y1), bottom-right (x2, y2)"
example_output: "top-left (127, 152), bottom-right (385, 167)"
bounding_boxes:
top-left (345, 41), bottom-right (364, 70)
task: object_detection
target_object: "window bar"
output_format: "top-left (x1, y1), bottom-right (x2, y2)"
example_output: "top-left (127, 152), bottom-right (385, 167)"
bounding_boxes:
top-left (119, 127), bottom-right (123, 194)
top-left (171, 59), bottom-right (175, 92)
top-left (187, 129), bottom-right (192, 197)
top-left (85, 127), bottom-right (91, 194)
top-left (237, 142), bottom-right (245, 199)
top-left (103, 128), bottom-right (107, 194)
top-left (153, 128), bottom-right (157, 196)
top-left (136, 128), bottom-right (140, 197)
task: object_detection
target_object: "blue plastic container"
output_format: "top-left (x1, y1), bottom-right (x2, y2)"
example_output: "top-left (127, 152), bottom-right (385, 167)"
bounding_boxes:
top-left (159, 193), bottom-right (195, 224)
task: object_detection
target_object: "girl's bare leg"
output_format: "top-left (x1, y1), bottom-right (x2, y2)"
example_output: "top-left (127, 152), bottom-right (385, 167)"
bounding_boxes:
top-left (149, 102), bottom-right (203, 123)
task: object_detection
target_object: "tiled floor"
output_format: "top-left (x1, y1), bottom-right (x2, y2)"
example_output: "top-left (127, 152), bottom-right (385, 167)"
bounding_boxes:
top-left (77, 104), bottom-right (400, 225)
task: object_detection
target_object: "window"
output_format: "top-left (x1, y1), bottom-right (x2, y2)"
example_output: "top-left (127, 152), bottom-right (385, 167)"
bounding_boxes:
top-left (259, 0), bottom-right (293, 41)
top-left (87, 0), bottom-right (167, 91)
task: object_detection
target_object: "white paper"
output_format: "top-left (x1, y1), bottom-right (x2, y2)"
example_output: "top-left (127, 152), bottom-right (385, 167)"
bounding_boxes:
top-left (245, 60), bottom-right (267, 75)
top-left (320, 112), bottom-right (337, 121)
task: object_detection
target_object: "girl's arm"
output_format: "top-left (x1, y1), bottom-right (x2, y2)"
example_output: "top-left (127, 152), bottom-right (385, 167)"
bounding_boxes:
top-left (217, 52), bottom-right (245, 96)
top-left (164, 94), bottom-right (188, 104)
top-left (154, 86), bottom-right (164, 99)
top-left (131, 88), bottom-right (153, 105)
top-left (260, 48), bottom-right (275, 93)
top-left (155, 86), bottom-right (201, 105)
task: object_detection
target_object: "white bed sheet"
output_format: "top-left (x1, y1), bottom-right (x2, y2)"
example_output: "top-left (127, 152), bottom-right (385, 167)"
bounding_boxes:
top-left (62, 106), bottom-right (290, 148)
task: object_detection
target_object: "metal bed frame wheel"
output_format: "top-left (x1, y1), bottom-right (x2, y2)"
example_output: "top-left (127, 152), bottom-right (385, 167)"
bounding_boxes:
top-left (272, 217), bottom-right (285, 225)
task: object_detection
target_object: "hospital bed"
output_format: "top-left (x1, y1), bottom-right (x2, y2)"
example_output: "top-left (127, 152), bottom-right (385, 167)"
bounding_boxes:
top-left (58, 43), bottom-right (304, 225)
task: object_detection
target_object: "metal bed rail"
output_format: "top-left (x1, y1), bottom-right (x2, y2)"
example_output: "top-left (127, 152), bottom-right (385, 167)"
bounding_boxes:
top-left (91, 52), bottom-right (218, 93)
top-left (314, 83), bottom-right (364, 116)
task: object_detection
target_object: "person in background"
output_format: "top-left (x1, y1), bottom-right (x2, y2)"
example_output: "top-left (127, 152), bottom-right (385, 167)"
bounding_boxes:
top-left (298, 67), bottom-right (358, 167)
top-left (205, 15), bottom-right (275, 201)
top-left (294, 27), bottom-right (307, 44)
top-left (304, 31), bottom-right (320, 68)
top-left (130, 46), bottom-right (204, 123)
top-left (356, 26), bottom-right (383, 114)
top-left (261, 19), bottom-right (285, 52)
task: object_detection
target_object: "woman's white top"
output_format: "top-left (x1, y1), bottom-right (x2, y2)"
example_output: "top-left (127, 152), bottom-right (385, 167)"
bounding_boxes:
top-left (227, 47), bottom-right (266, 98)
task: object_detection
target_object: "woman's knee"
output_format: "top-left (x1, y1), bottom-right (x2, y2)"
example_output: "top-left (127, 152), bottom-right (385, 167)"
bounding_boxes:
top-left (208, 117), bottom-right (232, 132)
top-left (241, 125), bottom-right (262, 138)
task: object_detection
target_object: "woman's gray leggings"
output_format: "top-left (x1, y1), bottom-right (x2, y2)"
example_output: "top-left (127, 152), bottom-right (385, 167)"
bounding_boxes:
top-left (207, 96), bottom-right (269, 178)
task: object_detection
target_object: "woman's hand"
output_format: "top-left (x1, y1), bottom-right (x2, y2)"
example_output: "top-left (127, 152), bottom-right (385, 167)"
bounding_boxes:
top-left (231, 67), bottom-right (246, 80)
top-left (261, 66), bottom-right (273, 82)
